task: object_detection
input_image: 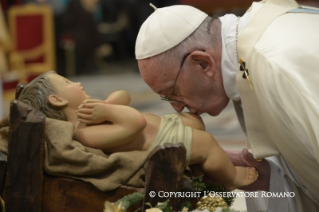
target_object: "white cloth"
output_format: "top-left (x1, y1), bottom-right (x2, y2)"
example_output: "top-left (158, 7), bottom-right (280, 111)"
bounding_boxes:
top-left (219, 2), bottom-right (262, 101)
top-left (237, 0), bottom-right (319, 210)
top-left (267, 157), bottom-right (297, 212)
top-left (220, 2), bottom-right (300, 211)
top-left (243, 6), bottom-right (319, 202)
top-left (219, 14), bottom-right (241, 101)
top-left (220, 14), bottom-right (247, 101)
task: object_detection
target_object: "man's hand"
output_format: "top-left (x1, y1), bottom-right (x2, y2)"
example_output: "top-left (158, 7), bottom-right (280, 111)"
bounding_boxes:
top-left (227, 148), bottom-right (270, 191)
top-left (77, 100), bottom-right (108, 124)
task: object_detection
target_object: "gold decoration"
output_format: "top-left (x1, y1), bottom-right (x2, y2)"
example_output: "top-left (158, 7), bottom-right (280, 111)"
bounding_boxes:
top-left (103, 201), bottom-right (124, 212)
top-left (181, 207), bottom-right (189, 212)
top-left (239, 58), bottom-right (254, 91)
top-left (145, 208), bottom-right (162, 212)
top-left (196, 196), bottom-right (228, 212)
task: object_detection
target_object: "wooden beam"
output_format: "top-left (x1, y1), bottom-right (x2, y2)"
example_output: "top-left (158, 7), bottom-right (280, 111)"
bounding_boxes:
top-left (143, 143), bottom-right (186, 211)
top-left (4, 100), bottom-right (45, 212)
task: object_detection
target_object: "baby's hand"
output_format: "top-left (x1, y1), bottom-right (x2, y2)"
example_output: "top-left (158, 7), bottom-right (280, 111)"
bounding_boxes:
top-left (78, 99), bottom-right (105, 109)
top-left (77, 100), bottom-right (107, 124)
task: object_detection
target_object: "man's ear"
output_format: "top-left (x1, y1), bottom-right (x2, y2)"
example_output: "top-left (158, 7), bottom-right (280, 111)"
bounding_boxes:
top-left (189, 51), bottom-right (216, 78)
top-left (48, 94), bottom-right (68, 107)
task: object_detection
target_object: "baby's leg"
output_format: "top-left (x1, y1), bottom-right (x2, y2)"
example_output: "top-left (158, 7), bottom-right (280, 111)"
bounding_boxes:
top-left (189, 129), bottom-right (258, 190)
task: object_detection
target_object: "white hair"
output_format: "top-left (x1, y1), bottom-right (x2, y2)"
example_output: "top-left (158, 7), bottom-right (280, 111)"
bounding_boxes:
top-left (153, 16), bottom-right (221, 70)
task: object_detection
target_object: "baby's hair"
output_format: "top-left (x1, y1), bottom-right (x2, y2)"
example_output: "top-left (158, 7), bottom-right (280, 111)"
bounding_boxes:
top-left (18, 71), bottom-right (67, 121)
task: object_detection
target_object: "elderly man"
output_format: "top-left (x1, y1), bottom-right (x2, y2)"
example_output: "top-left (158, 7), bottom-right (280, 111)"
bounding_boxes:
top-left (135, 0), bottom-right (319, 211)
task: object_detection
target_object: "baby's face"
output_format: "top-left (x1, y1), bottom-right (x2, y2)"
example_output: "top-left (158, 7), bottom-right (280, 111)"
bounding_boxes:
top-left (48, 73), bottom-right (90, 108)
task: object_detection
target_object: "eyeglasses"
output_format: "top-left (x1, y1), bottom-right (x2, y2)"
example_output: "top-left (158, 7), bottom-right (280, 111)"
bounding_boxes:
top-left (160, 49), bottom-right (205, 103)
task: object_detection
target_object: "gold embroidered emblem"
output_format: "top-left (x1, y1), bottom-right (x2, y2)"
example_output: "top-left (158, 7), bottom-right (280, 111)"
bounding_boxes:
top-left (239, 58), bottom-right (254, 91)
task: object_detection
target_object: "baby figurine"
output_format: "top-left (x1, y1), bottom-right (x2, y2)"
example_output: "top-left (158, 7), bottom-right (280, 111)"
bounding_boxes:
top-left (18, 71), bottom-right (258, 190)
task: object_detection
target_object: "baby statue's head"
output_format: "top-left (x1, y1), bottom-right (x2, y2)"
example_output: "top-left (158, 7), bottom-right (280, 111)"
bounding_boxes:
top-left (18, 71), bottom-right (90, 121)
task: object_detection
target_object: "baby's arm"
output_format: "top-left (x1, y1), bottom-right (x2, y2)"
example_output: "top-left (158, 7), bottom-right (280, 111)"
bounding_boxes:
top-left (104, 90), bottom-right (131, 105)
top-left (74, 102), bottom-right (146, 150)
top-left (78, 90), bottom-right (131, 110)
top-left (78, 90), bottom-right (131, 111)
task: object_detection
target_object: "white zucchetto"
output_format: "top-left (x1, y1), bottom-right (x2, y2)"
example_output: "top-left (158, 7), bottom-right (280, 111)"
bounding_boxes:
top-left (135, 4), bottom-right (208, 59)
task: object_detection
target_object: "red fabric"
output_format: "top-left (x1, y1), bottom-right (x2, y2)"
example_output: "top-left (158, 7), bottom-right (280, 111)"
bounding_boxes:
top-left (2, 80), bottom-right (18, 91)
top-left (15, 14), bottom-right (44, 63)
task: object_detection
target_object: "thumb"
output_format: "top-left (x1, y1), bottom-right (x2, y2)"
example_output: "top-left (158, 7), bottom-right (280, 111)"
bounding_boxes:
top-left (242, 148), bottom-right (260, 167)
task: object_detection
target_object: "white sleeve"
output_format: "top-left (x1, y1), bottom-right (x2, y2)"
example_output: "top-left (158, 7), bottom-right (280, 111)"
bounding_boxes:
top-left (266, 157), bottom-right (296, 212)
top-left (245, 156), bottom-right (296, 212)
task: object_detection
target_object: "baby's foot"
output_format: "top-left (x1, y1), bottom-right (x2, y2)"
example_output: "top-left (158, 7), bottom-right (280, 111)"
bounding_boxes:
top-left (226, 167), bottom-right (258, 190)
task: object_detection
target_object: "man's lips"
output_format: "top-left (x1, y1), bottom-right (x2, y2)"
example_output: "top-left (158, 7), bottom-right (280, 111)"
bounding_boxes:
top-left (191, 110), bottom-right (203, 116)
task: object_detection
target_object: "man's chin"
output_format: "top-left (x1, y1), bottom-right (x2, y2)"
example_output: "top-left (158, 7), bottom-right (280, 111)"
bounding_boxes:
top-left (207, 110), bottom-right (223, 116)
top-left (207, 102), bottom-right (229, 116)
top-left (193, 111), bottom-right (218, 116)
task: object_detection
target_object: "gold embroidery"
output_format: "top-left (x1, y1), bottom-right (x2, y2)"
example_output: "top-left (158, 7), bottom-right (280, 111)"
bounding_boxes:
top-left (239, 58), bottom-right (254, 91)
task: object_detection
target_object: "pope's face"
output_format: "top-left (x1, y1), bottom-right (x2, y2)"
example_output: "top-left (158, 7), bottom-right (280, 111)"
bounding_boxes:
top-left (138, 58), bottom-right (229, 116)
top-left (48, 73), bottom-right (91, 109)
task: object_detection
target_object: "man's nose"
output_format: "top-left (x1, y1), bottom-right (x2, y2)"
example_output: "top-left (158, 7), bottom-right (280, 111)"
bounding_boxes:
top-left (170, 102), bottom-right (186, 112)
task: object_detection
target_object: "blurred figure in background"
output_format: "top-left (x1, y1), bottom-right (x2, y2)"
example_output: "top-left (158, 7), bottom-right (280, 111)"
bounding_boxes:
top-left (97, 0), bottom-right (130, 61)
top-left (61, 0), bottom-right (112, 75)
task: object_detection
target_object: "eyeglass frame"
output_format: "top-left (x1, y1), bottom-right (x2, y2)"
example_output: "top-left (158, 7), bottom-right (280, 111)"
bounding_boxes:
top-left (160, 49), bottom-right (205, 103)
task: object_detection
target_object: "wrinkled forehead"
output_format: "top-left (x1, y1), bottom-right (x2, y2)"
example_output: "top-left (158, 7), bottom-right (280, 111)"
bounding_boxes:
top-left (138, 58), bottom-right (177, 94)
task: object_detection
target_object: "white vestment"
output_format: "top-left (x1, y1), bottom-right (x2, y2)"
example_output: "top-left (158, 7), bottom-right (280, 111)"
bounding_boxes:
top-left (220, 2), bottom-right (297, 211)
top-left (236, 0), bottom-right (319, 211)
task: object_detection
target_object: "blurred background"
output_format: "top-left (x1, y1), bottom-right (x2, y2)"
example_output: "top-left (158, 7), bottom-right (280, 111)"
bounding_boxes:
top-left (1, 0), bottom-right (318, 210)
top-left (1, 0), bottom-right (318, 115)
